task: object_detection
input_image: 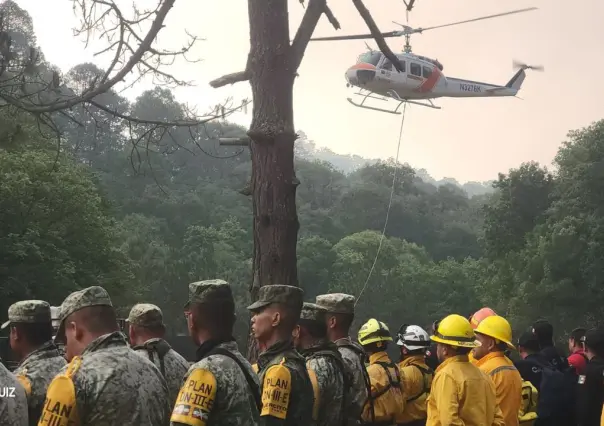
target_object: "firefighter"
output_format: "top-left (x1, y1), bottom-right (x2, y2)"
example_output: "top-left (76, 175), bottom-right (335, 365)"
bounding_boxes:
top-left (396, 324), bottom-right (433, 426)
top-left (427, 314), bottom-right (505, 426)
top-left (358, 319), bottom-right (405, 425)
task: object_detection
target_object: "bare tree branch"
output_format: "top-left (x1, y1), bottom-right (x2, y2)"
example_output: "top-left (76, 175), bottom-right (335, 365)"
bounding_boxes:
top-left (209, 71), bottom-right (250, 89)
top-left (210, 0), bottom-right (340, 89)
top-left (291, 0), bottom-right (340, 71)
top-left (351, 0), bottom-right (405, 73)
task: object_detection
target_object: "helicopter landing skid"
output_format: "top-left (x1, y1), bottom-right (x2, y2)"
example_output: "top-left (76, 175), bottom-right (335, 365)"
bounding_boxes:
top-left (387, 90), bottom-right (441, 110)
top-left (347, 92), bottom-right (405, 115)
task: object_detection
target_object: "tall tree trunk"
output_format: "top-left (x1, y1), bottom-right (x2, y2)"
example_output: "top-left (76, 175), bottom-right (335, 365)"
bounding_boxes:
top-left (245, 0), bottom-right (299, 362)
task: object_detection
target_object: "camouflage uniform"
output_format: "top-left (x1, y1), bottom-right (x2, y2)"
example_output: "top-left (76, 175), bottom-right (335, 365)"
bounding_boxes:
top-left (50, 306), bottom-right (66, 358)
top-left (248, 285), bottom-right (314, 426)
top-left (1, 300), bottom-right (67, 426)
top-left (0, 362), bottom-right (29, 426)
top-left (128, 303), bottom-right (189, 407)
top-left (170, 279), bottom-right (260, 426)
top-left (38, 286), bottom-right (171, 426)
top-left (316, 293), bottom-right (370, 426)
top-left (298, 303), bottom-right (346, 426)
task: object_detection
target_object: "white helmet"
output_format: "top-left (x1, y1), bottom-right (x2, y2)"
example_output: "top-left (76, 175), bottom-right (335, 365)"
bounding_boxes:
top-left (396, 324), bottom-right (430, 351)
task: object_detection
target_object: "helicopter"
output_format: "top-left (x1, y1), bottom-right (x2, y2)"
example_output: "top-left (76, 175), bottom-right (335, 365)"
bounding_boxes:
top-left (309, 7), bottom-right (543, 114)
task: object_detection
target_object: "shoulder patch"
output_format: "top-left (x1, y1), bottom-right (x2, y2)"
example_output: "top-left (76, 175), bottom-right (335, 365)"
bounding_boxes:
top-left (261, 364), bottom-right (291, 419)
top-left (171, 368), bottom-right (217, 426)
top-left (308, 367), bottom-right (320, 421)
top-left (38, 367), bottom-right (79, 425)
top-left (578, 375), bottom-right (586, 384)
top-left (15, 374), bottom-right (31, 397)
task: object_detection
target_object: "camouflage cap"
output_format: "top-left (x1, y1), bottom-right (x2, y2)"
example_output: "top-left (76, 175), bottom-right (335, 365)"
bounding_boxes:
top-left (184, 279), bottom-right (233, 308)
top-left (315, 293), bottom-right (356, 314)
top-left (1, 300), bottom-right (52, 329)
top-left (299, 302), bottom-right (327, 322)
top-left (55, 286), bottom-right (113, 342)
top-left (247, 285), bottom-right (304, 312)
top-left (127, 303), bottom-right (164, 328)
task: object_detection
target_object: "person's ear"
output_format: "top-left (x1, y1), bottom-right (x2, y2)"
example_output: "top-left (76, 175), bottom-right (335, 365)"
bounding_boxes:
top-left (327, 316), bottom-right (336, 329)
top-left (71, 321), bottom-right (84, 342)
top-left (271, 311), bottom-right (281, 328)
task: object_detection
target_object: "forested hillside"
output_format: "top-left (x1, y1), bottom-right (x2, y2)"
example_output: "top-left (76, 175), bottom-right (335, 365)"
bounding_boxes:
top-left (1, 1), bottom-right (603, 345)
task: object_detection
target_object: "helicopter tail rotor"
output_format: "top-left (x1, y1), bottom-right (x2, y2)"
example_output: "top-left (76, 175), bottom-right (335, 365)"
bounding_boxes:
top-left (513, 60), bottom-right (544, 71)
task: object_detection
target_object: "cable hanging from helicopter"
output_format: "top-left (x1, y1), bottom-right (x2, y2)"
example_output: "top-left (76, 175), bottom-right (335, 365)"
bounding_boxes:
top-left (309, 7), bottom-right (543, 114)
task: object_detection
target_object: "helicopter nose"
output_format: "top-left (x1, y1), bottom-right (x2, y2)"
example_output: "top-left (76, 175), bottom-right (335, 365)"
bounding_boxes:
top-left (346, 64), bottom-right (376, 86)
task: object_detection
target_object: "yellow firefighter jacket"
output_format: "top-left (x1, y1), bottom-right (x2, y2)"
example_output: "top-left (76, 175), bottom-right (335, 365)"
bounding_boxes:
top-left (426, 354), bottom-right (505, 426)
top-left (398, 354), bottom-right (433, 424)
top-left (361, 351), bottom-right (406, 425)
top-left (475, 351), bottom-right (523, 426)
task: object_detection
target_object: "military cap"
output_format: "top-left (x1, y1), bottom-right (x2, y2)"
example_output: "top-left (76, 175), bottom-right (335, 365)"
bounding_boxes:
top-left (127, 303), bottom-right (164, 328)
top-left (299, 302), bottom-right (327, 322)
top-left (247, 285), bottom-right (304, 312)
top-left (55, 286), bottom-right (113, 342)
top-left (184, 279), bottom-right (233, 308)
top-left (1, 300), bottom-right (52, 329)
top-left (315, 293), bottom-right (356, 314)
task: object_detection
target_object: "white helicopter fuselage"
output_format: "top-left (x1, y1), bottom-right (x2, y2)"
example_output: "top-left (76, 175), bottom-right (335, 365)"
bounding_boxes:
top-left (345, 52), bottom-right (524, 102)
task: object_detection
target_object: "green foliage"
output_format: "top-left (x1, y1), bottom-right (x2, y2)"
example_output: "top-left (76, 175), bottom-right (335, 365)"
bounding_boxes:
top-left (2, 6), bottom-right (603, 347)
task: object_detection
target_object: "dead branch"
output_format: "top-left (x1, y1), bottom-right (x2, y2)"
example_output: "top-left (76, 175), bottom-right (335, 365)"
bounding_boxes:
top-left (210, 0), bottom-right (340, 89)
top-left (291, 0), bottom-right (340, 70)
top-left (351, 0), bottom-right (405, 73)
top-left (0, 0), bottom-right (197, 114)
top-left (209, 71), bottom-right (250, 89)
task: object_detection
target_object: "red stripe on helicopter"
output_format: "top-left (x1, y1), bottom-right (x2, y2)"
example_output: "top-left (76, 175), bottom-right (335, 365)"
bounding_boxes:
top-left (416, 67), bottom-right (441, 93)
top-left (349, 63), bottom-right (377, 71)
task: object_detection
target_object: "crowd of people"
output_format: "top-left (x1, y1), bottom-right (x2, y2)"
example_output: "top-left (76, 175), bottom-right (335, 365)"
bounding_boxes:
top-left (0, 280), bottom-right (602, 426)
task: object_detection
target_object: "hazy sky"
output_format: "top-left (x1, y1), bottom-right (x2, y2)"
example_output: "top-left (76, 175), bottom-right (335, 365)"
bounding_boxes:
top-left (17, 0), bottom-right (604, 182)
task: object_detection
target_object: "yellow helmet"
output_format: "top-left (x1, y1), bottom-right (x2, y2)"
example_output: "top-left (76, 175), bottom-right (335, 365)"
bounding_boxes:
top-left (431, 314), bottom-right (480, 348)
top-left (474, 315), bottom-right (515, 350)
top-left (358, 319), bottom-right (393, 346)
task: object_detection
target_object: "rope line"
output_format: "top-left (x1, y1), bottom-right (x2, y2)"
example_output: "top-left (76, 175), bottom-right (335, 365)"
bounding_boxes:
top-left (355, 103), bottom-right (408, 306)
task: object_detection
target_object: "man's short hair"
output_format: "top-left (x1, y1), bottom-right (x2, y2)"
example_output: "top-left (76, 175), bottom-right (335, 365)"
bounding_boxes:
top-left (299, 319), bottom-right (327, 339)
top-left (332, 312), bottom-right (354, 331)
top-left (191, 301), bottom-right (235, 336)
top-left (13, 322), bottom-right (53, 346)
top-left (72, 305), bottom-right (119, 334)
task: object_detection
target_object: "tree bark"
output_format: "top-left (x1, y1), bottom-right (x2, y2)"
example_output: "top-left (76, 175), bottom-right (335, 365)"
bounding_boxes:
top-left (245, 0), bottom-right (299, 362)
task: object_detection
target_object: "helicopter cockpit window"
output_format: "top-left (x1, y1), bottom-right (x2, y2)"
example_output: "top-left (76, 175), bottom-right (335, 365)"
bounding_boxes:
top-left (358, 52), bottom-right (382, 66)
top-left (423, 66), bottom-right (432, 78)
top-left (381, 59), bottom-right (393, 71)
top-left (410, 63), bottom-right (422, 77)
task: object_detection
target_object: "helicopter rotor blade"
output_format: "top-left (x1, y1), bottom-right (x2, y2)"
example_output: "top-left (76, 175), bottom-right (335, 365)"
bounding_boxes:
top-left (513, 60), bottom-right (544, 72)
top-left (310, 31), bottom-right (402, 41)
top-left (416, 7), bottom-right (537, 33)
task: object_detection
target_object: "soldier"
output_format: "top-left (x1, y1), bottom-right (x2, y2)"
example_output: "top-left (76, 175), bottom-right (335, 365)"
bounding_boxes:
top-left (128, 303), bottom-right (189, 407)
top-left (248, 284), bottom-right (314, 426)
top-left (38, 286), bottom-right (170, 426)
top-left (170, 279), bottom-right (260, 426)
top-left (0, 361), bottom-right (29, 426)
top-left (294, 302), bottom-right (347, 426)
top-left (2, 300), bottom-right (66, 425)
top-left (315, 293), bottom-right (370, 425)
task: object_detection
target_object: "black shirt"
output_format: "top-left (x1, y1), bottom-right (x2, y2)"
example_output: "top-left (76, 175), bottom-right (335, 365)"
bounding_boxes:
top-left (514, 353), bottom-right (549, 390)
top-left (540, 345), bottom-right (568, 370)
top-left (576, 356), bottom-right (604, 426)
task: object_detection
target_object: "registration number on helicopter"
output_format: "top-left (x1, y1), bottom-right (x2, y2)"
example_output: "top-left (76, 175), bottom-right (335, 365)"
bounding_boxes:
top-left (460, 84), bottom-right (482, 92)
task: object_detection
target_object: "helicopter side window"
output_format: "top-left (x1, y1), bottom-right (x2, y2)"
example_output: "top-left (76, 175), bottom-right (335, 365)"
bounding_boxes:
top-left (423, 66), bottom-right (432, 78)
top-left (410, 63), bottom-right (422, 77)
top-left (381, 58), bottom-right (405, 72)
